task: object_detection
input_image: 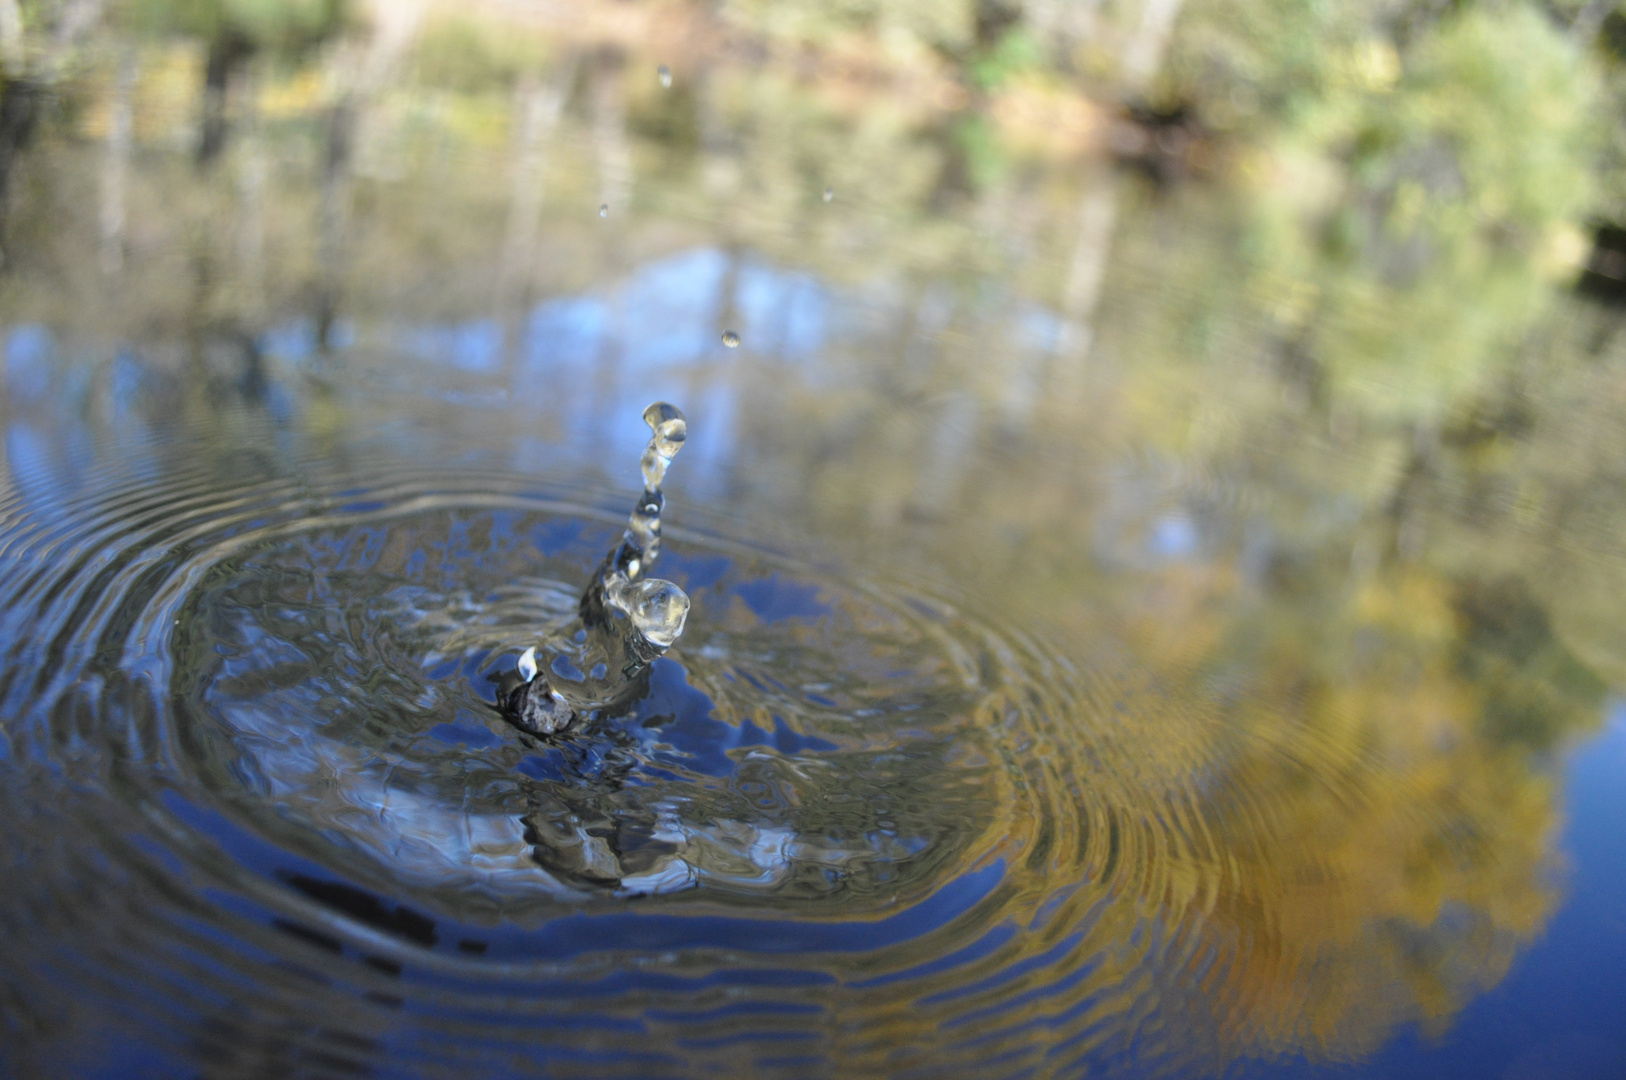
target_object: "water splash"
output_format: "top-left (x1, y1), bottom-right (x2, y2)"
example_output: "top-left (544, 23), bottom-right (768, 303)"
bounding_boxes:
top-left (499, 402), bottom-right (690, 734)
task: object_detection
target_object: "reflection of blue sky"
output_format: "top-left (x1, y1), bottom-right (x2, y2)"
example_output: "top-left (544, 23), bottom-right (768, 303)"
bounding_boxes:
top-left (1094, 466), bottom-right (1213, 567)
top-left (735, 257), bottom-right (826, 361)
top-left (734, 573), bottom-right (832, 623)
top-left (1011, 303), bottom-right (1064, 354)
top-left (504, 248), bottom-right (826, 496)
top-left (617, 248), bottom-right (731, 369)
top-left (523, 296), bottom-right (608, 376)
top-left (1, 246), bottom-right (839, 523)
top-left (4, 324), bottom-right (54, 402)
top-left (5, 325), bottom-right (98, 514)
top-left (402, 319), bottom-right (504, 374)
top-left (5, 247), bottom-right (831, 505)
top-left (4, 245), bottom-right (1046, 517)
top-left (260, 318), bottom-right (354, 363)
top-left (1147, 514), bottom-right (1199, 559)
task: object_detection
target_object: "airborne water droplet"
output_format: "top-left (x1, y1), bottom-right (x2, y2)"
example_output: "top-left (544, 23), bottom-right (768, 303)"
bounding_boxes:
top-left (721, 330), bottom-right (740, 348)
top-left (599, 204), bottom-right (609, 218)
top-left (823, 187), bottom-right (834, 203)
top-left (658, 65), bottom-right (672, 89)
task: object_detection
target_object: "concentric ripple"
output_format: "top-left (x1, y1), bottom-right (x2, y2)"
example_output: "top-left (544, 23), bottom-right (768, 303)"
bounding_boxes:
top-left (168, 496), bottom-right (1006, 915)
top-left (0, 436), bottom-right (1543, 1080)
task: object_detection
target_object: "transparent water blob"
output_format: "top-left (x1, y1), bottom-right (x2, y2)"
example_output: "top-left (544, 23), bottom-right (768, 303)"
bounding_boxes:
top-left (621, 579), bottom-right (689, 648)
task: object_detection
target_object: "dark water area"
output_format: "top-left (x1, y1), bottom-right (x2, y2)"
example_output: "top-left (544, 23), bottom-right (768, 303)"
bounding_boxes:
top-left (5, 2), bottom-right (1626, 1078)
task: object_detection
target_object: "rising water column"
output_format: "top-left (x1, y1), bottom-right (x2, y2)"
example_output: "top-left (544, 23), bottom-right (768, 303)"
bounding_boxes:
top-left (500, 403), bottom-right (690, 735)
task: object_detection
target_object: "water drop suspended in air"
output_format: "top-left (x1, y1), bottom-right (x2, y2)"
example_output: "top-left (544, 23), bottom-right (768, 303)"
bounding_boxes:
top-left (823, 187), bottom-right (834, 203)
top-left (721, 330), bottom-right (740, 348)
top-left (658, 65), bottom-right (672, 89)
top-left (599, 204), bottom-right (609, 218)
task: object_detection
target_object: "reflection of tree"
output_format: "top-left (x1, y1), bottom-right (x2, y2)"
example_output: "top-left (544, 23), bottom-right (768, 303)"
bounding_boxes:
top-left (98, 49), bottom-right (134, 275)
top-left (714, 8), bottom-right (1611, 1065)
top-left (118, 0), bottom-right (353, 163)
top-left (1170, 3), bottom-right (1597, 423)
top-left (1118, 561), bottom-right (1596, 1060)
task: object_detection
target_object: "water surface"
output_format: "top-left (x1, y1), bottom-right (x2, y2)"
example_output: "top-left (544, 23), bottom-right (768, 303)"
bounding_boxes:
top-left (3, 3), bottom-right (1626, 1077)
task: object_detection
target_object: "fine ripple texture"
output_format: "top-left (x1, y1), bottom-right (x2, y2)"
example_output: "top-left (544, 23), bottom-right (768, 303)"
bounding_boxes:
top-left (0, 441), bottom-right (1521, 1080)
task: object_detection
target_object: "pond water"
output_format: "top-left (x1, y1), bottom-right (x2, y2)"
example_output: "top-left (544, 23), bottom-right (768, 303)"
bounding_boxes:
top-left (3, 3), bottom-right (1626, 1079)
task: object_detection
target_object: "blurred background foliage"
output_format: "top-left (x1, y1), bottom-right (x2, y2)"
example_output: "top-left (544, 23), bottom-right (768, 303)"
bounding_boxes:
top-left (3, 0), bottom-right (1626, 1062)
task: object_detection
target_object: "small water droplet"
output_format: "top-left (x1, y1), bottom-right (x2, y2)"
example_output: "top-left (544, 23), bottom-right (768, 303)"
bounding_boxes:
top-left (599, 204), bottom-right (609, 218)
top-left (823, 187), bottom-right (834, 203)
top-left (623, 579), bottom-right (690, 648)
top-left (657, 65), bottom-right (672, 89)
top-left (721, 330), bottom-right (740, 348)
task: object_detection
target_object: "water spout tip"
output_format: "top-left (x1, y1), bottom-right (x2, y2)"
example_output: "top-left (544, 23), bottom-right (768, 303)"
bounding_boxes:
top-left (643, 401), bottom-right (685, 428)
top-left (642, 402), bottom-right (687, 446)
